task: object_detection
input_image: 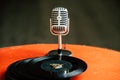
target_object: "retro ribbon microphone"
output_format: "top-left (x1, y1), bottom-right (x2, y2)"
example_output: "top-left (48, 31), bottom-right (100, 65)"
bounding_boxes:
top-left (50, 7), bottom-right (70, 60)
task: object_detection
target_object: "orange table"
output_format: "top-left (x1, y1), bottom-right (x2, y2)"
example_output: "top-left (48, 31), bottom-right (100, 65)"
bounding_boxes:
top-left (0, 44), bottom-right (120, 80)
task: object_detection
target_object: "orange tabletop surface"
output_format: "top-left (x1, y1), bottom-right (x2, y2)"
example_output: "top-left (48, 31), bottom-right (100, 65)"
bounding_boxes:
top-left (0, 44), bottom-right (120, 80)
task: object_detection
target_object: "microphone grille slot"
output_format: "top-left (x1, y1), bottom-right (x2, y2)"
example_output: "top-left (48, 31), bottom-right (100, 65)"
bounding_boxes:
top-left (53, 27), bottom-right (65, 32)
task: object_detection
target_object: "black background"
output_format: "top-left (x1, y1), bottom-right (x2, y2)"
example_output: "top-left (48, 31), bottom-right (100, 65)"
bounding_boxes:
top-left (0, 0), bottom-right (120, 51)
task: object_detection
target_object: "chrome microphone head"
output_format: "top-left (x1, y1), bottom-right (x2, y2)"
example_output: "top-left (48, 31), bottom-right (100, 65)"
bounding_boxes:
top-left (50, 7), bottom-right (69, 35)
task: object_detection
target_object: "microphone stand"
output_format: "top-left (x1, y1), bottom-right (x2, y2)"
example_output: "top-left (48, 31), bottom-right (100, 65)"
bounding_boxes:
top-left (58, 34), bottom-right (62, 60)
top-left (58, 34), bottom-right (62, 49)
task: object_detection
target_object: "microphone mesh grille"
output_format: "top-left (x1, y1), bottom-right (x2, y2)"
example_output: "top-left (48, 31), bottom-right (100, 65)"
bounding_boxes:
top-left (51, 7), bottom-right (68, 25)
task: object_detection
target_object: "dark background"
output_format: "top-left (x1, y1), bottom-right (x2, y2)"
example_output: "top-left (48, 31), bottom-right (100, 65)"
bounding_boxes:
top-left (0, 0), bottom-right (120, 51)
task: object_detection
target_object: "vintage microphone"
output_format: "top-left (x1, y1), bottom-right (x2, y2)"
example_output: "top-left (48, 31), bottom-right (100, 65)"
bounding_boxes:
top-left (49, 7), bottom-right (71, 58)
top-left (50, 7), bottom-right (69, 47)
top-left (5, 7), bottom-right (87, 80)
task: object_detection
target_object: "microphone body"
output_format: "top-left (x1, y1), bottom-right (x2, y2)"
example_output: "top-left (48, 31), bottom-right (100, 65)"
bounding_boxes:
top-left (50, 7), bottom-right (70, 59)
top-left (50, 7), bottom-right (69, 35)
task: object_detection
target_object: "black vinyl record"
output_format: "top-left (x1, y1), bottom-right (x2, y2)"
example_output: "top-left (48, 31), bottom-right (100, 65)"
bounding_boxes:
top-left (5, 55), bottom-right (87, 80)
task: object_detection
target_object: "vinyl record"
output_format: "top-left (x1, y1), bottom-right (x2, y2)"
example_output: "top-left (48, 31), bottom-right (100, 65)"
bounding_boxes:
top-left (5, 56), bottom-right (87, 80)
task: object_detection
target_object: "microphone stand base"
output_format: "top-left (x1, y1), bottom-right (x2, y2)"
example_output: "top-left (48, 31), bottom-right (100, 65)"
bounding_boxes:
top-left (47, 49), bottom-right (72, 56)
